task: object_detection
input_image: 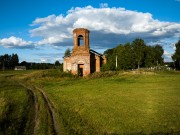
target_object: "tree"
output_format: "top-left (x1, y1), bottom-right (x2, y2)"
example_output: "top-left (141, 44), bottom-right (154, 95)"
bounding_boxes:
top-left (102, 48), bottom-right (115, 71)
top-left (0, 54), bottom-right (19, 69)
top-left (103, 48), bottom-right (114, 58)
top-left (11, 54), bottom-right (19, 68)
top-left (102, 38), bottom-right (164, 71)
top-left (143, 46), bottom-right (155, 67)
top-left (64, 48), bottom-right (71, 57)
top-left (55, 60), bottom-right (60, 66)
top-left (153, 45), bottom-right (164, 66)
top-left (132, 39), bottom-right (146, 69)
top-left (55, 60), bottom-right (61, 69)
top-left (172, 40), bottom-right (180, 70)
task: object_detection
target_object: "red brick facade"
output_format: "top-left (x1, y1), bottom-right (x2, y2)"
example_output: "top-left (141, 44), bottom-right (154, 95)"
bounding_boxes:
top-left (63, 28), bottom-right (106, 76)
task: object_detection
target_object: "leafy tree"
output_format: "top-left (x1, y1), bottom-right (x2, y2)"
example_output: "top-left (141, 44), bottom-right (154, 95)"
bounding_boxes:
top-left (143, 46), bottom-right (155, 67)
top-left (103, 48), bottom-right (114, 58)
top-left (55, 60), bottom-right (60, 66)
top-left (172, 40), bottom-right (180, 70)
top-left (102, 48), bottom-right (115, 71)
top-left (123, 43), bottom-right (136, 69)
top-left (103, 38), bottom-right (164, 71)
top-left (132, 39), bottom-right (146, 69)
top-left (11, 54), bottom-right (19, 68)
top-left (113, 44), bottom-right (134, 70)
top-left (64, 48), bottom-right (71, 57)
top-left (55, 60), bottom-right (61, 69)
top-left (0, 54), bottom-right (19, 69)
top-left (153, 45), bottom-right (164, 66)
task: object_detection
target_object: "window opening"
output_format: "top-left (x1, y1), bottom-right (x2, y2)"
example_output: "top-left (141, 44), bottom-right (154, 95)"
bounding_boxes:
top-left (78, 35), bottom-right (84, 46)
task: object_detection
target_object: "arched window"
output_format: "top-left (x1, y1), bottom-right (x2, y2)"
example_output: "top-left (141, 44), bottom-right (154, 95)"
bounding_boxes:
top-left (78, 35), bottom-right (84, 46)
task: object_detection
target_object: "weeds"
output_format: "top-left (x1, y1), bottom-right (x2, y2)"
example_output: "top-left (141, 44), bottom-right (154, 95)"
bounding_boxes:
top-left (1, 70), bottom-right (180, 134)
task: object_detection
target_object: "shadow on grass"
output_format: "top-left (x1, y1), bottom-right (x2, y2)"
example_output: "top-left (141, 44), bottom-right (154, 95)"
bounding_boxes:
top-left (0, 89), bottom-right (36, 135)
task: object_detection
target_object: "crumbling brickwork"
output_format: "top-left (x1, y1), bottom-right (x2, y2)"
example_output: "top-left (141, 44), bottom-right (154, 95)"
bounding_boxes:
top-left (63, 28), bottom-right (106, 76)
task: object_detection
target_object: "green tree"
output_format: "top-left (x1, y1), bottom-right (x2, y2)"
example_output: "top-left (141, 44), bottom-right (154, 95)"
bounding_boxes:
top-left (102, 48), bottom-right (115, 71)
top-left (153, 45), bottom-right (164, 66)
top-left (4, 54), bottom-right (10, 68)
top-left (143, 46), bottom-right (155, 67)
top-left (113, 44), bottom-right (134, 70)
top-left (132, 39), bottom-right (146, 69)
top-left (11, 54), bottom-right (19, 68)
top-left (55, 60), bottom-right (60, 66)
top-left (0, 54), bottom-right (19, 69)
top-left (172, 40), bottom-right (180, 70)
top-left (64, 48), bottom-right (71, 57)
top-left (102, 38), bottom-right (164, 71)
top-left (55, 60), bottom-right (61, 69)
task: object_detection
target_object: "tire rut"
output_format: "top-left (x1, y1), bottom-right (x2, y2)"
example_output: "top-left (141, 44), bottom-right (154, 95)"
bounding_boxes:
top-left (20, 83), bottom-right (61, 135)
top-left (37, 87), bottom-right (58, 135)
top-left (19, 83), bottom-right (38, 135)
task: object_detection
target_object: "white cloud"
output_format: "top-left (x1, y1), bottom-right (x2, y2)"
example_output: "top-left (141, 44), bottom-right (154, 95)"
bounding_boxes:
top-left (164, 50), bottom-right (173, 62)
top-left (0, 36), bottom-right (34, 49)
top-left (29, 5), bottom-right (180, 48)
top-left (164, 51), bottom-right (172, 58)
top-left (1, 5), bottom-right (180, 62)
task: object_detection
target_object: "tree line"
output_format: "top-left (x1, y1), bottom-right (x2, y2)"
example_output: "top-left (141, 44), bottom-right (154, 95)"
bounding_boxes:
top-left (102, 38), bottom-right (164, 71)
top-left (0, 54), bottom-right (63, 70)
top-left (0, 54), bottom-right (19, 70)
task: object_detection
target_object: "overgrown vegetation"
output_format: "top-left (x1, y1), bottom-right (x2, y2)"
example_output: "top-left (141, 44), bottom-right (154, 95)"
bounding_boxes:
top-left (0, 75), bottom-right (35, 135)
top-left (1, 70), bottom-right (180, 134)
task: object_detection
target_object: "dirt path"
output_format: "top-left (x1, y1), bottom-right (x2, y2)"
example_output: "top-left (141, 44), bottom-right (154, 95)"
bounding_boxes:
top-left (36, 86), bottom-right (60, 135)
top-left (20, 83), bottom-right (61, 135)
top-left (26, 88), bottom-right (38, 135)
top-left (19, 83), bottom-right (38, 135)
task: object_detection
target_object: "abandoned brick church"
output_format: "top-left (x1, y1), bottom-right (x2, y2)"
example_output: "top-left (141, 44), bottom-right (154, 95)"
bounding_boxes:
top-left (63, 28), bottom-right (106, 76)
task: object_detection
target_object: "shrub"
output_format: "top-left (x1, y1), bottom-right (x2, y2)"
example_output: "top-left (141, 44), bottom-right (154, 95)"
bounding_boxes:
top-left (89, 71), bottom-right (119, 79)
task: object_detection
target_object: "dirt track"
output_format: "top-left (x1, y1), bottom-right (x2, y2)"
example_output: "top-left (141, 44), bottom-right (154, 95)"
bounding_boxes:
top-left (20, 83), bottom-right (61, 135)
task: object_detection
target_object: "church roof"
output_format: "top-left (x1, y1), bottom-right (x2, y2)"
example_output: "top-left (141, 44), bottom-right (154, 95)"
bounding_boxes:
top-left (90, 49), bottom-right (103, 56)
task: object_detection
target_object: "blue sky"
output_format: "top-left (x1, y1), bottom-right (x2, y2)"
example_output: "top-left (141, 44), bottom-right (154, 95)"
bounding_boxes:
top-left (0, 0), bottom-right (180, 63)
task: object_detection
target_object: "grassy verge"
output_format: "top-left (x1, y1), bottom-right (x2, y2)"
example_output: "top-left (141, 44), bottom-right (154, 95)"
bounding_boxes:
top-left (39, 70), bottom-right (180, 134)
top-left (0, 74), bottom-right (35, 135)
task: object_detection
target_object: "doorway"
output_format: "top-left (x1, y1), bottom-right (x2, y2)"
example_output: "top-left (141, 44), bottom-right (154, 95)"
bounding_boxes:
top-left (78, 64), bottom-right (84, 76)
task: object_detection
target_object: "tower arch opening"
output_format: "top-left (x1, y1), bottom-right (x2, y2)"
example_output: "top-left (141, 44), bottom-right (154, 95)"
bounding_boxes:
top-left (78, 35), bottom-right (84, 46)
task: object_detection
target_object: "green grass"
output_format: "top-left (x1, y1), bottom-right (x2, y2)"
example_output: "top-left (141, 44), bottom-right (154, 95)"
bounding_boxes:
top-left (0, 70), bottom-right (180, 134)
top-left (0, 73), bottom-right (35, 135)
top-left (40, 71), bottom-right (180, 134)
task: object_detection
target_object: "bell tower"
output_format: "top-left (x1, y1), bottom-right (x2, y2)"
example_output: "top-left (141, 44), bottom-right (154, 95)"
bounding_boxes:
top-left (72, 28), bottom-right (90, 55)
top-left (63, 28), bottom-right (106, 76)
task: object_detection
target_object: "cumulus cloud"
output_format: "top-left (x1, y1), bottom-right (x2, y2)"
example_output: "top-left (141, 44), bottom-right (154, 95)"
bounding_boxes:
top-left (29, 5), bottom-right (180, 50)
top-left (1, 5), bottom-right (180, 62)
top-left (0, 36), bottom-right (34, 49)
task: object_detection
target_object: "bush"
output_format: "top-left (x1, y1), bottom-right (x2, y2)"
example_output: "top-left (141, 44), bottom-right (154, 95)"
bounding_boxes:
top-left (89, 71), bottom-right (119, 79)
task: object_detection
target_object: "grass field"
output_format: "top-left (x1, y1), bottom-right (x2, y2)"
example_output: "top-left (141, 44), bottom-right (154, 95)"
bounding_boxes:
top-left (0, 73), bottom-right (35, 135)
top-left (0, 70), bottom-right (180, 134)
